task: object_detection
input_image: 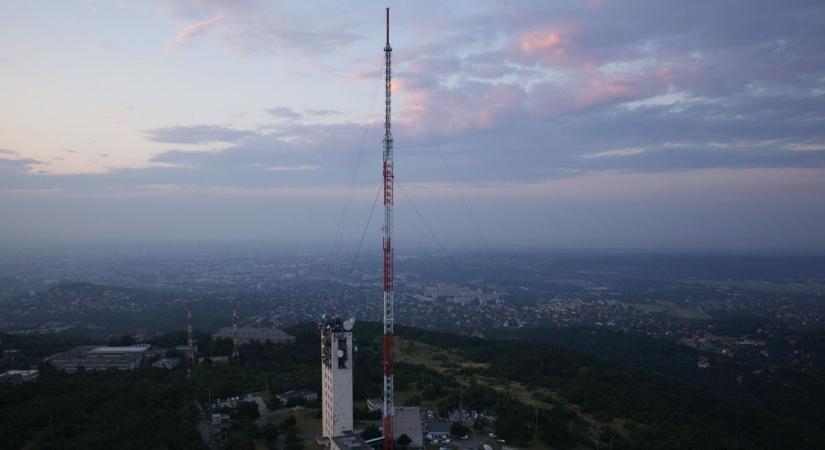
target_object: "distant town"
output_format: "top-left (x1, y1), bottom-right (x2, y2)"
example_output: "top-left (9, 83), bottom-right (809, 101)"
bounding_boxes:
top-left (1, 251), bottom-right (824, 376)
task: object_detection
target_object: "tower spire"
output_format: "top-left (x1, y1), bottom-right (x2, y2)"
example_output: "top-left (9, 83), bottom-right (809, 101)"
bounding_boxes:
top-left (382, 7), bottom-right (396, 450)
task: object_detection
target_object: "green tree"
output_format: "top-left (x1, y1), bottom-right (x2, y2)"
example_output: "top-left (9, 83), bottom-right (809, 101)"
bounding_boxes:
top-left (360, 424), bottom-right (381, 440)
top-left (279, 414), bottom-right (297, 431)
top-left (260, 422), bottom-right (279, 445)
top-left (451, 422), bottom-right (469, 437)
top-left (397, 433), bottom-right (412, 448)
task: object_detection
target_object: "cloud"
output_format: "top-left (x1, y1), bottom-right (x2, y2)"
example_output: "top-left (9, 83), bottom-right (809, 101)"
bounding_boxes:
top-left (166, 11), bottom-right (226, 49)
top-left (5, 1), bottom-right (825, 191)
top-left (267, 29), bottom-right (363, 55)
top-left (266, 107), bottom-right (303, 120)
top-left (0, 150), bottom-right (41, 184)
top-left (264, 165), bottom-right (319, 172)
top-left (264, 108), bottom-right (341, 122)
top-left (306, 109), bottom-right (341, 116)
top-left (144, 125), bottom-right (253, 144)
top-left (160, 2), bottom-right (363, 56)
top-left (583, 147), bottom-right (647, 159)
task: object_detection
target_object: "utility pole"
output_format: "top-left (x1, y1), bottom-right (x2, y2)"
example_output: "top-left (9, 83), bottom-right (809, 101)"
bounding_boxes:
top-left (381, 7), bottom-right (396, 450)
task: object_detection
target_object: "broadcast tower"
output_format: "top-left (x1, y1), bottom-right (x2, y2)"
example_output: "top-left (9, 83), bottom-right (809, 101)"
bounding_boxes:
top-left (381, 7), bottom-right (396, 450)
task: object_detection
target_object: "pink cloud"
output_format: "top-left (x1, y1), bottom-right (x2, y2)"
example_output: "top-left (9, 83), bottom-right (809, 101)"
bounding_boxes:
top-left (166, 11), bottom-right (226, 50)
top-left (513, 26), bottom-right (592, 67)
top-left (520, 29), bottom-right (564, 53)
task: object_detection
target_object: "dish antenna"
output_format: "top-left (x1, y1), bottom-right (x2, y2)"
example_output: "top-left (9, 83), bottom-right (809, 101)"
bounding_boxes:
top-left (343, 318), bottom-right (355, 331)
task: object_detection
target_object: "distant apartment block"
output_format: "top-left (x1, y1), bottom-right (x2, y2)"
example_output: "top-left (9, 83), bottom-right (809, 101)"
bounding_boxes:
top-left (47, 345), bottom-right (150, 373)
top-left (212, 326), bottom-right (295, 345)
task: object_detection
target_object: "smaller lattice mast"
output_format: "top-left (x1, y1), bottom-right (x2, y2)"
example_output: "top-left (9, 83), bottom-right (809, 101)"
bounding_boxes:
top-left (231, 304), bottom-right (240, 360)
top-left (186, 304), bottom-right (195, 366)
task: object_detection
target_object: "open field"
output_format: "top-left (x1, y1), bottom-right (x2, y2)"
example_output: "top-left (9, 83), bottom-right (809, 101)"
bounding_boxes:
top-left (398, 338), bottom-right (636, 445)
top-left (630, 301), bottom-right (710, 319)
top-left (686, 278), bottom-right (825, 294)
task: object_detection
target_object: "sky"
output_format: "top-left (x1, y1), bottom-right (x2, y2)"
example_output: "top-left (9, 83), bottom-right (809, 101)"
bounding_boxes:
top-left (1, 0), bottom-right (824, 252)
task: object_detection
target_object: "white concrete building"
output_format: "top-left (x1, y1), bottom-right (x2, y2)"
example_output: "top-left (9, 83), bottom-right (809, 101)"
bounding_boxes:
top-left (321, 316), bottom-right (355, 439)
top-left (394, 407), bottom-right (424, 447)
top-left (47, 345), bottom-right (150, 373)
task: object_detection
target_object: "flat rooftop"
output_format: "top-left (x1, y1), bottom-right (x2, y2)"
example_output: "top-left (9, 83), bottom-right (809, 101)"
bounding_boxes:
top-left (48, 345), bottom-right (151, 371)
top-left (331, 432), bottom-right (372, 450)
top-left (87, 345), bottom-right (151, 354)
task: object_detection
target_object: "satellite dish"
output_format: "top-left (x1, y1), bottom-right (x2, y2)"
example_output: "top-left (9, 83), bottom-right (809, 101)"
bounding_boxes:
top-left (337, 349), bottom-right (345, 358)
top-left (343, 318), bottom-right (355, 331)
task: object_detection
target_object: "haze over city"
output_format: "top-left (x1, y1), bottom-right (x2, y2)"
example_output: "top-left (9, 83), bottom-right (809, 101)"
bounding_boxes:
top-left (2, 0), bottom-right (823, 251)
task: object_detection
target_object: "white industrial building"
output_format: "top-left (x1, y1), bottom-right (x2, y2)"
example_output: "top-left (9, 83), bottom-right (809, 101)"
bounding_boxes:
top-left (320, 316), bottom-right (355, 439)
top-left (0, 369), bottom-right (39, 384)
top-left (47, 345), bottom-right (150, 373)
top-left (364, 401), bottom-right (424, 447)
top-left (394, 407), bottom-right (424, 447)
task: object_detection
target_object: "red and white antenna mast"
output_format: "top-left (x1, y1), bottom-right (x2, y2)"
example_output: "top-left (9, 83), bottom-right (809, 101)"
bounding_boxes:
top-left (382, 7), bottom-right (396, 450)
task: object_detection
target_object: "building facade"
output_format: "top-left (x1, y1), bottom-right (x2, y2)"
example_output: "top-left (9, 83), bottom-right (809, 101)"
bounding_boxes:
top-left (321, 316), bottom-right (354, 438)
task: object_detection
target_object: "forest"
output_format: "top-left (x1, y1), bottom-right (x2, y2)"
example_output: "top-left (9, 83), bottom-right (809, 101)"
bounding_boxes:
top-left (2, 323), bottom-right (824, 449)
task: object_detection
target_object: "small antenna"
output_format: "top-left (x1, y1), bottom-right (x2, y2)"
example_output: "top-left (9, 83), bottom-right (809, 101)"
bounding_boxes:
top-left (231, 304), bottom-right (240, 361)
top-left (187, 304), bottom-right (195, 368)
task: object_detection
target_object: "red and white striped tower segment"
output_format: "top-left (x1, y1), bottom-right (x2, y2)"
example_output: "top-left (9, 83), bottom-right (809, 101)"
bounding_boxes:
top-left (382, 7), bottom-right (396, 450)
